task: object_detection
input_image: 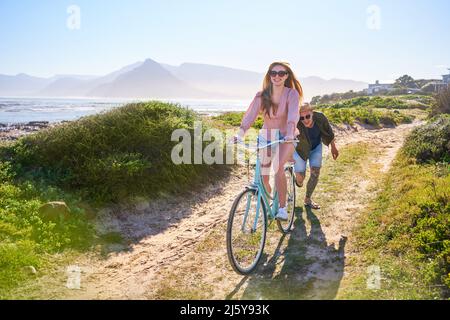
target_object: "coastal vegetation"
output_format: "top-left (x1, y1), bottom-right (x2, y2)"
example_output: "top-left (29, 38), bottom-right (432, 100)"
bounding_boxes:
top-left (340, 114), bottom-right (449, 299)
top-left (214, 96), bottom-right (420, 128)
top-left (0, 91), bottom-right (447, 299)
top-left (0, 101), bottom-right (230, 297)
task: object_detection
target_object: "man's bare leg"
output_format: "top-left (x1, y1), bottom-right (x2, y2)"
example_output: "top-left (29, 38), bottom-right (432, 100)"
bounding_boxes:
top-left (295, 172), bottom-right (305, 187)
top-left (305, 167), bottom-right (321, 209)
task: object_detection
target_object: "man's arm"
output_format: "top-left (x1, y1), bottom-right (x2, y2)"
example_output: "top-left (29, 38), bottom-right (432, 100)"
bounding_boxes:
top-left (322, 114), bottom-right (339, 160)
top-left (330, 138), bottom-right (339, 160)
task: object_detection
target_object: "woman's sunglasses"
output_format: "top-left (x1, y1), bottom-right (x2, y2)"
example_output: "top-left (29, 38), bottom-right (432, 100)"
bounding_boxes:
top-left (269, 70), bottom-right (289, 77)
top-left (300, 114), bottom-right (312, 121)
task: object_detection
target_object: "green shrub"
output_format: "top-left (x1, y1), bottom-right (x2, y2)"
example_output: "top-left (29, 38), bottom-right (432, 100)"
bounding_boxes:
top-left (2, 102), bottom-right (229, 205)
top-left (212, 102), bottom-right (414, 129)
top-left (319, 107), bottom-right (413, 127)
top-left (379, 110), bottom-right (413, 126)
top-left (353, 150), bottom-right (449, 298)
top-left (213, 112), bottom-right (244, 127)
top-left (315, 95), bottom-right (434, 111)
top-left (0, 160), bottom-right (94, 297)
top-left (430, 86), bottom-right (450, 117)
top-left (213, 112), bottom-right (263, 129)
top-left (403, 114), bottom-right (450, 163)
top-left (0, 240), bottom-right (40, 293)
top-left (0, 101), bottom-right (235, 297)
top-left (310, 90), bottom-right (367, 105)
top-left (316, 96), bottom-right (409, 110)
top-left (0, 174), bottom-right (94, 252)
top-left (353, 107), bottom-right (380, 125)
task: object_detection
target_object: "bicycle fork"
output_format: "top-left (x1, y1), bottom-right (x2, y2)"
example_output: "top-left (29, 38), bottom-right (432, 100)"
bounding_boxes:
top-left (242, 188), bottom-right (263, 234)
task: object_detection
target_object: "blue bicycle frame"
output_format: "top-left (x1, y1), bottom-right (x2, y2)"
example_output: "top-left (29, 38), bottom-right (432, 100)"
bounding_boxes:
top-left (241, 139), bottom-right (288, 232)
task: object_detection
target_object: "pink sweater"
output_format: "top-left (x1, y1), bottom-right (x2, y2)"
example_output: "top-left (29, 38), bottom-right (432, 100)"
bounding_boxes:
top-left (240, 87), bottom-right (300, 138)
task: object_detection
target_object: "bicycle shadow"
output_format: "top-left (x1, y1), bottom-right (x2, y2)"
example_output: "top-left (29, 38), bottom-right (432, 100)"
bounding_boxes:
top-left (227, 206), bottom-right (347, 300)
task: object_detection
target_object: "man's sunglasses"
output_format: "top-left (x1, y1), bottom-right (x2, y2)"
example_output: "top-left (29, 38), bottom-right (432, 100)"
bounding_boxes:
top-left (269, 70), bottom-right (289, 77)
top-left (300, 114), bottom-right (312, 121)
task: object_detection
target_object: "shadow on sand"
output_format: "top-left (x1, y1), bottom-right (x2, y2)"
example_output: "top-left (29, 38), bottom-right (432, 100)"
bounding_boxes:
top-left (227, 206), bottom-right (347, 300)
top-left (94, 167), bottom-right (234, 257)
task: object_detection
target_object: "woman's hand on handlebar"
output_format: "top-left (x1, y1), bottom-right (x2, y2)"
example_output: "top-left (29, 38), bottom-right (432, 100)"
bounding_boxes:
top-left (230, 128), bottom-right (246, 144)
top-left (283, 135), bottom-right (295, 143)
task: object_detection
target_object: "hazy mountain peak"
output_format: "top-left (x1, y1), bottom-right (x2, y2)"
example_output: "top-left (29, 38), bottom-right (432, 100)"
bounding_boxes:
top-left (2, 59), bottom-right (369, 100)
top-left (142, 58), bottom-right (160, 66)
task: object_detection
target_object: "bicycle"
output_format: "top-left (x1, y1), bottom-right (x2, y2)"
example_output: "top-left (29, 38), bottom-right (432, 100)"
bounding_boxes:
top-left (226, 138), bottom-right (297, 275)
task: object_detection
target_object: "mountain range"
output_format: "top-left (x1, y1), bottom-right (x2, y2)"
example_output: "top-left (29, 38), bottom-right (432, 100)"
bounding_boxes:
top-left (0, 58), bottom-right (368, 101)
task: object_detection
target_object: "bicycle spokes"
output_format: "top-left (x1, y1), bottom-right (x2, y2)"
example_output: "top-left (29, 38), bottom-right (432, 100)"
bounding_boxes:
top-left (276, 167), bottom-right (296, 234)
top-left (227, 189), bottom-right (267, 274)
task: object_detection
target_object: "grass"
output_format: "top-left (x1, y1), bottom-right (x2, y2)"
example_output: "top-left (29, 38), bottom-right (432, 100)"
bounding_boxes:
top-left (147, 111), bottom-right (449, 300)
top-left (311, 95), bottom-right (434, 127)
top-left (430, 86), bottom-right (450, 117)
top-left (150, 142), bottom-right (373, 300)
top-left (213, 112), bottom-right (264, 129)
top-left (0, 101), bottom-right (231, 206)
top-left (211, 105), bottom-right (415, 129)
top-left (316, 142), bottom-right (371, 201)
top-left (154, 227), bottom-right (224, 300)
top-left (155, 272), bottom-right (214, 300)
top-left (339, 156), bottom-right (449, 299)
top-left (314, 95), bottom-right (431, 110)
top-left (403, 114), bottom-right (450, 163)
top-left (338, 134), bottom-right (449, 299)
top-left (311, 92), bottom-right (434, 106)
top-left (0, 101), bottom-right (233, 299)
top-left (0, 159), bottom-right (94, 299)
top-left (1, 96), bottom-right (439, 299)
top-left (317, 107), bottom-right (414, 127)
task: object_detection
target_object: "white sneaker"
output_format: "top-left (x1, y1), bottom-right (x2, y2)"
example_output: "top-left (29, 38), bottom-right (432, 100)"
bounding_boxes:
top-left (276, 207), bottom-right (288, 221)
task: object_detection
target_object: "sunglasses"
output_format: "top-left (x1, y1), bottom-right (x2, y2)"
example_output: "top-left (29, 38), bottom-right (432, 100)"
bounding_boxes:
top-left (300, 114), bottom-right (312, 121)
top-left (269, 70), bottom-right (289, 77)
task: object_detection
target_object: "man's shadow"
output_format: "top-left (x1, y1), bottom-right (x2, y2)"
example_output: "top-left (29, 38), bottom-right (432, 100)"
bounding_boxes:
top-left (227, 206), bottom-right (347, 300)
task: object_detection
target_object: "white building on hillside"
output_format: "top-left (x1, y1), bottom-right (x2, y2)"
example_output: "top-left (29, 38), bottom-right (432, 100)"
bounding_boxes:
top-left (442, 69), bottom-right (450, 84)
top-left (368, 69), bottom-right (450, 95)
top-left (430, 69), bottom-right (450, 92)
top-left (367, 80), bottom-right (394, 95)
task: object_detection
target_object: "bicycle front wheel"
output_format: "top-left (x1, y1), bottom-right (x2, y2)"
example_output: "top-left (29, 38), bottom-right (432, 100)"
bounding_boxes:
top-left (227, 188), bottom-right (267, 275)
top-left (277, 166), bottom-right (296, 234)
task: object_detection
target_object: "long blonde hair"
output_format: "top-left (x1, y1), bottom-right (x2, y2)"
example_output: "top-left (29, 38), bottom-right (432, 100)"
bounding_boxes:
top-left (261, 62), bottom-right (304, 117)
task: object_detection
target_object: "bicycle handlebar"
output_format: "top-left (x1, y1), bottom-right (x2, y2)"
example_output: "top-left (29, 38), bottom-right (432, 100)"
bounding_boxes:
top-left (235, 138), bottom-right (299, 152)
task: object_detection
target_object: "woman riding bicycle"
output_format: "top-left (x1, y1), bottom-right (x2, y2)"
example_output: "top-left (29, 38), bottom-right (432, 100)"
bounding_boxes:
top-left (234, 61), bottom-right (303, 221)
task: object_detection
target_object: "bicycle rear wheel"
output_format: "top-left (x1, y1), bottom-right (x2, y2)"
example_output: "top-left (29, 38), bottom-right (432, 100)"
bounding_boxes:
top-left (277, 166), bottom-right (296, 233)
top-left (227, 188), bottom-right (267, 275)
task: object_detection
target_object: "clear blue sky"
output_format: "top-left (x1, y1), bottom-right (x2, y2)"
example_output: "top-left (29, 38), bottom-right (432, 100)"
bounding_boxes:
top-left (1, 0), bottom-right (449, 82)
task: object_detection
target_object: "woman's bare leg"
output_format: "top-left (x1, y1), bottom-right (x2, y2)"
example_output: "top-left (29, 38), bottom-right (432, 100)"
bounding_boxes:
top-left (260, 148), bottom-right (272, 195)
top-left (273, 143), bottom-right (295, 207)
top-left (262, 174), bottom-right (271, 195)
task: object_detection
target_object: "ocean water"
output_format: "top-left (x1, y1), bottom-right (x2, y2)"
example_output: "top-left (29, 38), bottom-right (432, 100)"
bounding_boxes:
top-left (0, 97), bottom-right (250, 124)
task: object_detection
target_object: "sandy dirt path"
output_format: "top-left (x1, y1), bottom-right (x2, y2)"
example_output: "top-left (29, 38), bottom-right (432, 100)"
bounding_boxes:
top-left (19, 121), bottom-right (421, 299)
